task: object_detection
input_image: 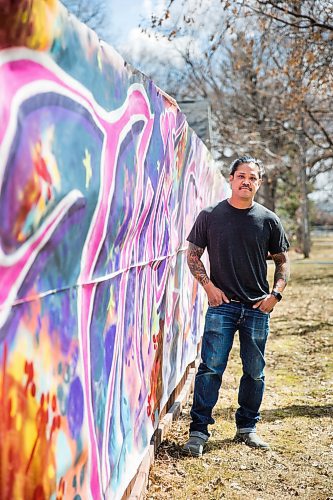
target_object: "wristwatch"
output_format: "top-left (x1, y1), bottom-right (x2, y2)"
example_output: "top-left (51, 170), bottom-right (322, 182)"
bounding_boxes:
top-left (271, 290), bottom-right (282, 301)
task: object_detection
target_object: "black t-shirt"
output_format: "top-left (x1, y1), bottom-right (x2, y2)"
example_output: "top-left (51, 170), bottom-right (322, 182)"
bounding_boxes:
top-left (187, 199), bottom-right (290, 304)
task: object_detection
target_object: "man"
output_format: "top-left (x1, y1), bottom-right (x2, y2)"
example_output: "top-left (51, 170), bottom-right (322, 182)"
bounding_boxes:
top-left (183, 155), bottom-right (290, 457)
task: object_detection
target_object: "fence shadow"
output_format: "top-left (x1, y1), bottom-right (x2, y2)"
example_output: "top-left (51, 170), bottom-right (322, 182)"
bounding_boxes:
top-left (155, 436), bottom-right (236, 460)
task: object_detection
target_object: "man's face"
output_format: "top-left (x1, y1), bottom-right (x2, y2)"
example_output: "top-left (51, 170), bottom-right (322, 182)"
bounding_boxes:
top-left (229, 162), bottom-right (262, 200)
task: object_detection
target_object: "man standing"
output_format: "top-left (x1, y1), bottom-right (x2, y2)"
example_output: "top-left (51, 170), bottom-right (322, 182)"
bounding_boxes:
top-left (183, 155), bottom-right (290, 456)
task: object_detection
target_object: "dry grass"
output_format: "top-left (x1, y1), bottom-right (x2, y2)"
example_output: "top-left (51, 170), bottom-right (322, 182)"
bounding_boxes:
top-left (147, 236), bottom-right (333, 500)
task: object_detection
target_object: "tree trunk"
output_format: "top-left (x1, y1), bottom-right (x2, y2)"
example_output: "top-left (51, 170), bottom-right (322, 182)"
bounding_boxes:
top-left (258, 174), bottom-right (276, 212)
top-left (299, 167), bottom-right (311, 258)
top-left (299, 131), bottom-right (311, 258)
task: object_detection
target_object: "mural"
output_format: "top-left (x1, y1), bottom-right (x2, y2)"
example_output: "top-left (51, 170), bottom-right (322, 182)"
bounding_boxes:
top-left (0, 1), bottom-right (229, 498)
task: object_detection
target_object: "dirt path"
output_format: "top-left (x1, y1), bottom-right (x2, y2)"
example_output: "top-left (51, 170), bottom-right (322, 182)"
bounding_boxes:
top-left (147, 236), bottom-right (333, 499)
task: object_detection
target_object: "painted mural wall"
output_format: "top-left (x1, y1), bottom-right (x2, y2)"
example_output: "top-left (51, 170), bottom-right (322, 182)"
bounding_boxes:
top-left (0, 1), bottom-right (229, 498)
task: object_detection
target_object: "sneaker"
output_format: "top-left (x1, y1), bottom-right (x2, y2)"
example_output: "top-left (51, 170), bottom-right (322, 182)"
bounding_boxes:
top-left (182, 431), bottom-right (209, 457)
top-left (234, 432), bottom-right (270, 449)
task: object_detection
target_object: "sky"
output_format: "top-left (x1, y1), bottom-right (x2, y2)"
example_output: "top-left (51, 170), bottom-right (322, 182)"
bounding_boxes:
top-left (106, 0), bottom-right (164, 48)
top-left (102, 0), bottom-right (193, 85)
top-left (62, 0), bottom-right (217, 80)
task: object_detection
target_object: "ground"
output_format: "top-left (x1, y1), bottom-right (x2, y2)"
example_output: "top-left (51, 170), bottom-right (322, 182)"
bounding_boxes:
top-left (146, 235), bottom-right (333, 500)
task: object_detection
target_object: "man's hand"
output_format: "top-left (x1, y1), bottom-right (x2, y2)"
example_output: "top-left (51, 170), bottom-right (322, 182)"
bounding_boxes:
top-left (253, 294), bottom-right (278, 313)
top-left (203, 281), bottom-right (230, 307)
top-left (186, 242), bottom-right (229, 306)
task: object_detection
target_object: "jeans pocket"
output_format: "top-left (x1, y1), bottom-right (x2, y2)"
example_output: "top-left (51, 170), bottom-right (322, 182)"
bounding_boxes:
top-left (254, 308), bottom-right (270, 316)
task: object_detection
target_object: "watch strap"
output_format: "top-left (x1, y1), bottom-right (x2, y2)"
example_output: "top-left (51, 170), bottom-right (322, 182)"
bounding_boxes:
top-left (271, 290), bottom-right (282, 301)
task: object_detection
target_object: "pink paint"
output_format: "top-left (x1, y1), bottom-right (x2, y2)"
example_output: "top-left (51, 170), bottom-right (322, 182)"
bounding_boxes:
top-left (0, 47), bottom-right (227, 499)
top-left (0, 191), bottom-right (82, 328)
top-left (0, 55), bottom-right (159, 497)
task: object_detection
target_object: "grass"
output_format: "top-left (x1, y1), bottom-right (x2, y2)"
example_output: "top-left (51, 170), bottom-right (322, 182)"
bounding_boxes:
top-left (146, 235), bottom-right (333, 500)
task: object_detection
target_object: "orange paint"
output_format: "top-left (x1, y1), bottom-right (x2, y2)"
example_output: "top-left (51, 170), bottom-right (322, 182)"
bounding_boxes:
top-left (0, 345), bottom-right (59, 499)
top-left (0, 0), bottom-right (59, 51)
top-left (14, 138), bottom-right (57, 242)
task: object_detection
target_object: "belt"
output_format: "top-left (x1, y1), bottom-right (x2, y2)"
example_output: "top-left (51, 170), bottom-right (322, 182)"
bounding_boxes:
top-left (229, 298), bottom-right (255, 307)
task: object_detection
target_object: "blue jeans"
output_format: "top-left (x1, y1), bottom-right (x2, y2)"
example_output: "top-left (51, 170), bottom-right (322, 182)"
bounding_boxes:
top-left (190, 302), bottom-right (270, 436)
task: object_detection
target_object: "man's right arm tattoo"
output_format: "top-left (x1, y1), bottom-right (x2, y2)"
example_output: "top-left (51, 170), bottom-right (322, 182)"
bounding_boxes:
top-left (187, 242), bottom-right (210, 287)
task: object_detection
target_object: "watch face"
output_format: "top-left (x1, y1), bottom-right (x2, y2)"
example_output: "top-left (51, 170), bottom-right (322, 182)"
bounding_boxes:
top-left (272, 291), bottom-right (282, 301)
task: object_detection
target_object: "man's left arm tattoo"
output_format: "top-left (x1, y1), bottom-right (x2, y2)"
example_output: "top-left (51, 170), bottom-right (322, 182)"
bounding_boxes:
top-left (271, 251), bottom-right (290, 292)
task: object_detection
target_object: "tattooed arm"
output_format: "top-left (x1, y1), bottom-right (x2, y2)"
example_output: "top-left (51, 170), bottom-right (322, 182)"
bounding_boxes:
top-left (186, 242), bottom-right (209, 287)
top-left (187, 242), bottom-right (229, 306)
top-left (253, 251), bottom-right (290, 312)
top-left (271, 251), bottom-right (290, 293)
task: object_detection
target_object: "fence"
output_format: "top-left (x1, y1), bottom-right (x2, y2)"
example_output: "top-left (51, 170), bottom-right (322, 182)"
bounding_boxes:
top-left (0, 1), bottom-right (229, 498)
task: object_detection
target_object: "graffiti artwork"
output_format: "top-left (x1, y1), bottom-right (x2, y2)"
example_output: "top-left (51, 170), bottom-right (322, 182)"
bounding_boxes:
top-left (0, 1), bottom-right (228, 498)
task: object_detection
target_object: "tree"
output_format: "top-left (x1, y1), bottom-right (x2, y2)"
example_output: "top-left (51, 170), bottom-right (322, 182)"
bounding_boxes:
top-left (61, 0), bottom-right (108, 39)
top-left (251, 1), bottom-right (333, 256)
top-left (242, 0), bottom-right (333, 89)
top-left (143, 0), bottom-right (333, 256)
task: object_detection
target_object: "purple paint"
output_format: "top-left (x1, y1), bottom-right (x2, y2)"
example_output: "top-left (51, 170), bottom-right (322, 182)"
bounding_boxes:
top-left (104, 325), bottom-right (116, 380)
top-left (67, 376), bottom-right (84, 439)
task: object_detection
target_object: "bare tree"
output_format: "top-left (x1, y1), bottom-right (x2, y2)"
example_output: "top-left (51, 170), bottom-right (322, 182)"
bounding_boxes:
top-left (61, 0), bottom-right (107, 39)
top-left (143, 0), bottom-right (333, 256)
top-left (243, 0), bottom-right (333, 89)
